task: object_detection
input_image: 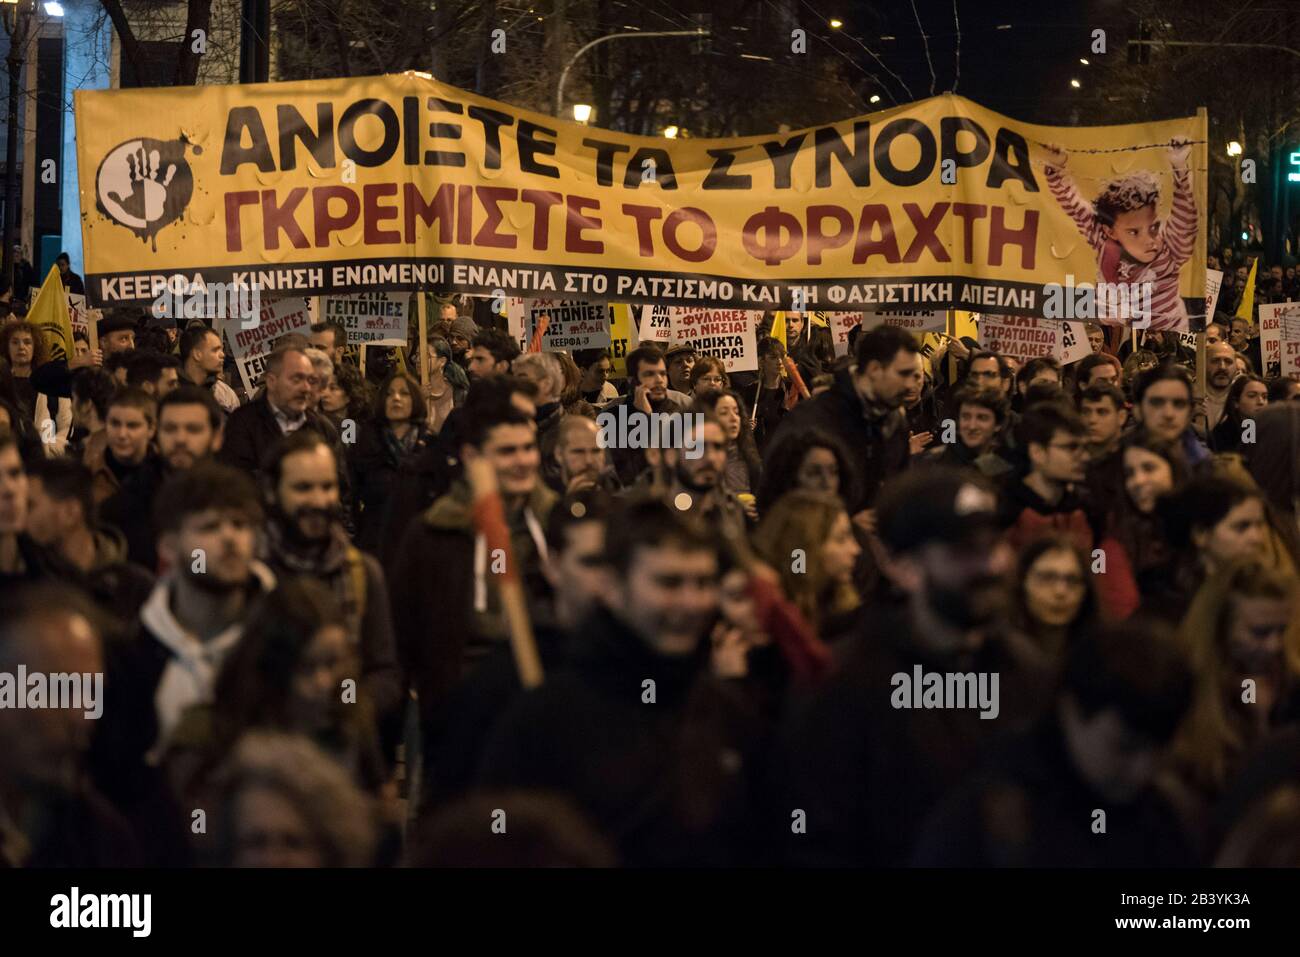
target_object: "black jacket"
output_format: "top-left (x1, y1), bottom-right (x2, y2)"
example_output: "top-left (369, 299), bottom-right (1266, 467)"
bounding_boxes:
top-left (769, 601), bottom-right (1051, 866)
top-left (217, 394), bottom-right (340, 483)
top-left (912, 718), bottom-right (1193, 867)
top-left (347, 420), bottom-right (429, 554)
top-left (765, 369), bottom-right (909, 512)
top-left (100, 458), bottom-right (169, 572)
top-left (377, 430), bottom-right (460, 570)
top-left (477, 605), bottom-right (763, 866)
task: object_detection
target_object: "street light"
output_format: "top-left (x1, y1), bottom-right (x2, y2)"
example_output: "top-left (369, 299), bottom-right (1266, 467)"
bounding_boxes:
top-left (1070, 78), bottom-right (1081, 88)
top-left (1079, 57), bottom-right (1089, 65)
top-left (1227, 141), bottom-right (1243, 157)
top-left (663, 126), bottom-right (679, 139)
top-left (572, 104), bottom-right (592, 124)
top-left (555, 29), bottom-right (710, 118)
top-left (42, 1), bottom-right (61, 13)
top-left (829, 19), bottom-right (843, 29)
top-left (869, 95), bottom-right (881, 104)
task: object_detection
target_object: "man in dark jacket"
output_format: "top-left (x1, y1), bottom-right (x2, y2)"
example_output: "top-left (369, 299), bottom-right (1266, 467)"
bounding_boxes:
top-left (766, 324), bottom-right (919, 516)
top-left (218, 346), bottom-right (339, 485)
top-left (389, 390), bottom-right (556, 734)
top-left (477, 497), bottom-right (761, 866)
top-left (912, 620), bottom-right (1193, 867)
top-left (260, 430), bottom-right (401, 740)
top-left (603, 344), bottom-right (692, 486)
top-left (770, 468), bottom-right (1052, 866)
top-left (100, 385), bottom-right (224, 571)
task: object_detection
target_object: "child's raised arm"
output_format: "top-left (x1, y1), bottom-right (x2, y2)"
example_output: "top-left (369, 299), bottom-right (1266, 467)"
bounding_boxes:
top-left (1041, 144), bottom-right (1106, 253)
top-left (1163, 138), bottom-right (1197, 266)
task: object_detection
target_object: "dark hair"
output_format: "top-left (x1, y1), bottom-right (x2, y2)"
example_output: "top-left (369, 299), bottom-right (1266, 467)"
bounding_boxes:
top-left (757, 428), bottom-right (856, 514)
top-left (1159, 476), bottom-right (1263, 551)
top-left (460, 388), bottom-right (535, 449)
top-left (158, 383), bottom-right (223, 432)
top-left (1226, 375), bottom-right (1268, 417)
top-left (309, 321), bottom-right (346, 348)
top-left (55, 252), bottom-right (70, 265)
top-left (603, 496), bottom-right (716, 577)
top-left (261, 429), bottom-right (335, 494)
top-left (471, 328), bottom-right (521, 366)
top-left (951, 386), bottom-right (1010, 425)
top-left (104, 350), bottom-right (135, 378)
top-left (26, 457), bottom-right (95, 527)
top-left (692, 388), bottom-right (761, 489)
top-left (1134, 360), bottom-right (1193, 405)
top-left (572, 348), bottom-right (611, 370)
top-left (1018, 403), bottom-right (1084, 449)
top-left (544, 490), bottom-right (612, 554)
top-left (1062, 618), bottom-right (1192, 741)
top-left (1079, 382), bottom-right (1127, 412)
top-left (1023, 380), bottom-right (1069, 411)
top-left (963, 349), bottom-right (1002, 377)
top-left (153, 462), bottom-right (263, 535)
top-left (1266, 376), bottom-right (1299, 403)
top-left (124, 351), bottom-right (173, 389)
top-left (179, 325), bottom-right (220, 363)
top-left (758, 336), bottom-right (787, 361)
top-left (1017, 355), bottom-right (1062, 388)
top-left (853, 324), bottom-right (919, 371)
top-left (1075, 353), bottom-right (1118, 390)
top-left (373, 371), bottom-right (426, 427)
top-left (626, 344), bottom-right (666, 382)
top-left (688, 356), bottom-right (729, 392)
top-left (71, 368), bottom-right (115, 420)
top-left (107, 387), bottom-right (158, 425)
top-left (1121, 429), bottom-right (1192, 489)
top-left (1015, 534), bottom-right (1099, 650)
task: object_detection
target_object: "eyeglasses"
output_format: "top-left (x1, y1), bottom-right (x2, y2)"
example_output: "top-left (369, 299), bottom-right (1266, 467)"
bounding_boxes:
top-left (697, 375), bottom-right (725, 387)
top-left (1027, 569), bottom-right (1086, 589)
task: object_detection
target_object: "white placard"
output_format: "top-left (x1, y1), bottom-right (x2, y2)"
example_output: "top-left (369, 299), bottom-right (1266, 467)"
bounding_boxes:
top-left (322, 291), bottom-right (409, 346)
top-left (218, 297), bottom-right (313, 396)
top-left (978, 315), bottom-right (1060, 361)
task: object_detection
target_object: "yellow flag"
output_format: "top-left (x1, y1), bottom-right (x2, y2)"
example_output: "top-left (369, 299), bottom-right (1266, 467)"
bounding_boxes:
top-left (27, 266), bottom-right (74, 362)
top-left (769, 311), bottom-right (787, 346)
top-left (1235, 258), bottom-right (1257, 325)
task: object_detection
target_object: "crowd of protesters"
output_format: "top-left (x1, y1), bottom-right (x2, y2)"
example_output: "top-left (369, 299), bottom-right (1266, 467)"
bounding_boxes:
top-left (0, 263), bottom-right (1298, 868)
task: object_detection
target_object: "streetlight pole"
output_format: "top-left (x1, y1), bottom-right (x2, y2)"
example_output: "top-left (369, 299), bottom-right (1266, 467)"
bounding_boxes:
top-left (2, 0), bottom-right (32, 292)
top-left (555, 29), bottom-right (709, 119)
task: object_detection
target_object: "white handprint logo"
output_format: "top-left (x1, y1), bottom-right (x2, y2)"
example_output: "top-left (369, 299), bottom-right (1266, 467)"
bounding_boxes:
top-left (95, 137), bottom-right (197, 245)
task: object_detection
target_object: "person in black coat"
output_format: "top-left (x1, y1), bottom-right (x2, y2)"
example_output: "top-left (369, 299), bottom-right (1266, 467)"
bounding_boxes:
top-left (218, 347), bottom-right (340, 484)
top-left (348, 371), bottom-right (429, 553)
top-left (476, 497), bottom-right (763, 866)
top-left (765, 325), bottom-right (919, 515)
top-left (913, 620), bottom-right (1195, 867)
top-left (769, 468), bottom-right (1053, 866)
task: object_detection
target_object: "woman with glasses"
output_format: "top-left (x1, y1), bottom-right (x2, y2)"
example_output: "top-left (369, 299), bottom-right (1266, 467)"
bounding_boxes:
top-left (1013, 535), bottom-right (1099, 666)
top-left (688, 356), bottom-right (730, 400)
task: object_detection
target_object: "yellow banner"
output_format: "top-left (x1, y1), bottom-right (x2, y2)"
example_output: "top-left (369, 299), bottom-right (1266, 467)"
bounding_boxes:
top-left (75, 74), bottom-right (1206, 328)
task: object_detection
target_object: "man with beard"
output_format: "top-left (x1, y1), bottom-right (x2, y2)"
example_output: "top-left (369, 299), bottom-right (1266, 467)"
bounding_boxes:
top-left (0, 585), bottom-right (141, 866)
top-left (466, 328), bottom-right (518, 382)
top-left (766, 325), bottom-right (920, 519)
top-left (546, 415), bottom-right (617, 495)
top-left (603, 344), bottom-right (692, 485)
top-left (447, 316), bottom-right (479, 371)
top-left (100, 386), bottom-right (224, 571)
top-left (478, 497), bottom-right (761, 866)
top-left (259, 431), bottom-right (401, 736)
top-left (389, 392), bottom-right (556, 737)
top-left (1203, 341), bottom-right (1239, 435)
top-left (309, 321), bottom-right (347, 368)
top-left (770, 468), bottom-right (1052, 866)
top-left (637, 413), bottom-right (748, 538)
top-left (92, 464), bottom-right (273, 815)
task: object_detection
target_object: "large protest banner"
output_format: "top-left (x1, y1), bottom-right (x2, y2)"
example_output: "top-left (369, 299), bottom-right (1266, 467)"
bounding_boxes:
top-left (218, 296), bottom-right (313, 394)
top-left (322, 291), bottom-right (410, 345)
top-left (75, 75), bottom-right (1205, 328)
